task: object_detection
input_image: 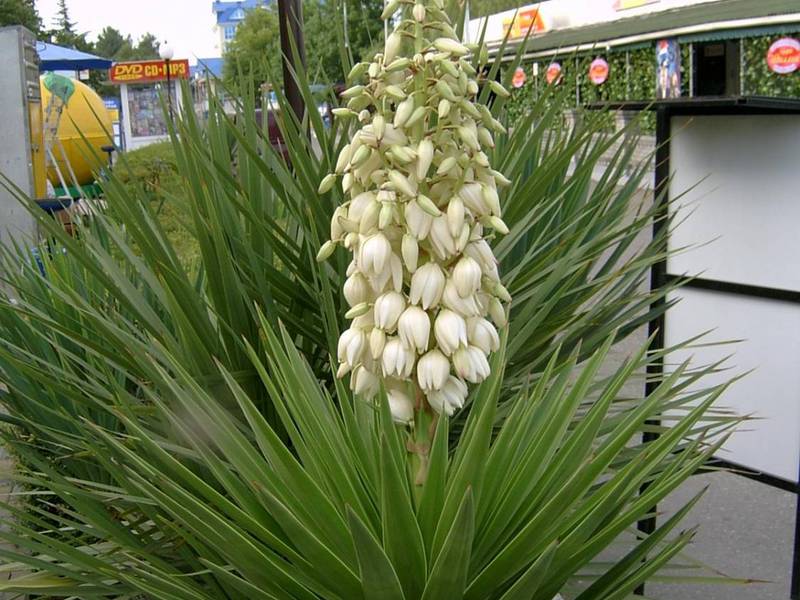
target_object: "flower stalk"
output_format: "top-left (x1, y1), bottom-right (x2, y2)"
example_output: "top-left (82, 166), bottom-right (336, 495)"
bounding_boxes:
top-left (319, 0), bottom-right (510, 440)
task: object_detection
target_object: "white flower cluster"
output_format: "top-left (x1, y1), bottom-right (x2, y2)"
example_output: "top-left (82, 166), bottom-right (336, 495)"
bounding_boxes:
top-left (317, 0), bottom-right (511, 423)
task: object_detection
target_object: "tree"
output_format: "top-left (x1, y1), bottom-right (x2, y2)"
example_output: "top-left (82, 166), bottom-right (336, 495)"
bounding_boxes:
top-left (95, 26), bottom-right (132, 60)
top-left (222, 6), bottom-right (282, 104)
top-left (133, 32), bottom-right (160, 59)
top-left (53, 0), bottom-right (75, 36)
top-left (223, 0), bottom-right (386, 99)
top-left (0, 0), bottom-right (41, 33)
top-left (304, 0), bottom-right (385, 84)
top-left (47, 0), bottom-right (93, 52)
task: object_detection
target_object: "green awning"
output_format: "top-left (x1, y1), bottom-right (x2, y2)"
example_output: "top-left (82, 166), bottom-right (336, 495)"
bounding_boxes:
top-left (506, 0), bottom-right (799, 57)
top-left (678, 23), bottom-right (800, 44)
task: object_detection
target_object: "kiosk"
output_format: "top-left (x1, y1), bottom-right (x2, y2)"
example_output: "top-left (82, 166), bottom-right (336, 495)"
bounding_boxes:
top-left (601, 97), bottom-right (800, 597)
top-left (110, 58), bottom-right (189, 150)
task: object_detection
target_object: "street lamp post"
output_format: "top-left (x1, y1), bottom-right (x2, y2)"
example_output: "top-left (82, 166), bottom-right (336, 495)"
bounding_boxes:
top-left (159, 43), bottom-right (175, 124)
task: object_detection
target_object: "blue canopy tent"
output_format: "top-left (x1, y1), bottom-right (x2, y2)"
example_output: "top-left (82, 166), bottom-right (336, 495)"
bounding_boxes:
top-left (36, 41), bottom-right (112, 71)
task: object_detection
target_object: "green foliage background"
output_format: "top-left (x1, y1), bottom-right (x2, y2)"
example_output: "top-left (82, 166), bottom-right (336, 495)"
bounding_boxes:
top-left (505, 34), bottom-right (799, 132)
top-left (742, 32), bottom-right (800, 97)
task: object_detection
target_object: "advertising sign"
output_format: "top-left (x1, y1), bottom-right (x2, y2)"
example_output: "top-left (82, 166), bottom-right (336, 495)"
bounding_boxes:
top-left (110, 59), bottom-right (190, 84)
top-left (501, 7), bottom-right (545, 40)
top-left (588, 58), bottom-right (609, 85)
top-left (766, 38), bottom-right (800, 75)
top-left (545, 62), bottom-right (562, 85)
top-left (512, 67), bottom-right (527, 88)
top-left (656, 38), bottom-right (681, 98)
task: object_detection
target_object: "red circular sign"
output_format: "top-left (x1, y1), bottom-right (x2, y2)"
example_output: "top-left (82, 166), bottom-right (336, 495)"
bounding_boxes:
top-left (589, 58), bottom-right (609, 85)
top-left (766, 38), bottom-right (800, 74)
top-left (545, 62), bottom-right (562, 85)
top-left (512, 66), bottom-right (527, 88)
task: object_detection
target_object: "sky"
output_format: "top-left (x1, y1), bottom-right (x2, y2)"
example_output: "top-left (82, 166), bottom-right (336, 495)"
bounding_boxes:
top-left (36, 0), bottom-right (221, 63)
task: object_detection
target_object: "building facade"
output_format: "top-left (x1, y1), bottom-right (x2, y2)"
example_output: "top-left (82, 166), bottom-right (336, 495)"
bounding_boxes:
top-left (213, 0), bottom-right (271, 52)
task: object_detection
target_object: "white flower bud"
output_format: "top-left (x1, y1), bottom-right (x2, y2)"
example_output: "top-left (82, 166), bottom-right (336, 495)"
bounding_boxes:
top-left (381, 0), bottom-right (399, 19)
top-left (413, 3), bottom-right (426, 22)
top-left (437, 156), bottom-right (457, 176)
top-left (382, 338), bottom-right (414, 378)
top-left (447, 197), bottom-right (465, 237)
top-left (434, 309), bottom-right (468, 356)
top-left (338, 328), bottom-right (366, 370)
top-left (385, 85), bottom-right (406, 100)
top-left (379, 203), bottom-right (394, 229)
top-left (350, 145), bottom-right (371, 169)
top-left (405, 106), bottom-right (427, 128)
top-left (492, 169), bottom-right (512, 187)
top-left (344, 272), bottom-right (370, 306)
top-left (394, 98), bottom-right (415, 128)
top-left (373, 115), bottom-right (386, 140)
top-left (426, 375), bottom-right (467, 416)
top-left (417, 193), bottom-right (442, 217)
top-left (453, 256), bottom-right (482, 298)
top-left (374, 291), bottom-right (406, 331)
top-left (405, 200), bottom-right (433, 239)
top-left (438, 99), bottom-right (451, 118)
top-left (341, 85), bottom-right (366, 99)
top-left (318, 173), bottom-right (337, 193)
top-left (429, 216), bottom-right (457, 260)
top-left (351, 366), bottom-right (380, 399)
top-left (398, 305), bottom-right (430, 353)
top-left (348, 191), bottom-right (374, 221)
top-left (417, 139), bottom-right (434, 180)
top-left (489, 80), bottom-right (510, 98)
top-left (417, 349), bottom-right (450, 391)
top-left (478, 127), bottom-right (495, 149)
top-left (489, 296), bottom-right (507, 328)
top-left (342, 172), bottom-right (353, 193)
top-left (457, 126), bottom-right (480, 151)
top-left (467, 317), bottom-right (500, 355)
top-left (316, 240), bottom-right (336, 262)
top-left (453, 345), bottom-right (491, 383)
top-left (335, 144), bottom-right (352, 174)
top-left (370, 327), bottom-right (386, 359)
top-left (410, 262), bottom-right (445, 309)
top-left (359, 233), bottom-right (391, 277)
top-left (358, 199), bottom-right (380, 233)
top-left (435, 80), bottom-right (457, 102)
top-left (488, 215), bottom-right (510, 235)
top-left (387, 386), bottom-right (415, 423)
top-left (402, 234), bottom-right (419, 272)
top-left (482, 184), bottom-right (501, 216)
top-left (442, 279), bottom-right (481, 317)
top-left (345, 302), bottom-right (371, 319)
top-left (389, 170), bottom-right (417, 197)
top-left (459, 183), bottom-right (489, 215)
top-left (433, 37), bottom-right (469, 56)
top-left (384, 32), bottom-right (402, 64)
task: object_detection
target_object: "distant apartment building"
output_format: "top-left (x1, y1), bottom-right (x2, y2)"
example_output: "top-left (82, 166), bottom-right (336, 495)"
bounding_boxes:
top-left (213, 0), bottom-right (271, 51)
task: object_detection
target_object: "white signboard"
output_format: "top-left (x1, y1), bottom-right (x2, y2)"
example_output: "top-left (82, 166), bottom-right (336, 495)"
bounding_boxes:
top-left (665, 114), bottom-right (800, 483)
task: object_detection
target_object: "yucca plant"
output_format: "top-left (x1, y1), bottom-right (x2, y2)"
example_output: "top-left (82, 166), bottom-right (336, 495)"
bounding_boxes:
top-left (0, 0), bottom-right (743, 597)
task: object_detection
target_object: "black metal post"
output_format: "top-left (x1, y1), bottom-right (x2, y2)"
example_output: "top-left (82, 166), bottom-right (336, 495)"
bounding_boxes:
top-left (277, 0), bottom-right (306, 125)
top-left (634, 106), bottom-right (671, 596)
top-left (164, 57), bottom-right (175, 124)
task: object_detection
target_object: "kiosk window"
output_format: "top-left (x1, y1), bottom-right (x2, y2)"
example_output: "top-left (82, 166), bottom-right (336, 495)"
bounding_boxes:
top-left (693, 41), bottom-right (740, 96)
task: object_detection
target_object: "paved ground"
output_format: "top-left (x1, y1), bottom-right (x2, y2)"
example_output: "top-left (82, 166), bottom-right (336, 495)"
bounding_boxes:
top-left (650, 471), bottom-right (795, 600)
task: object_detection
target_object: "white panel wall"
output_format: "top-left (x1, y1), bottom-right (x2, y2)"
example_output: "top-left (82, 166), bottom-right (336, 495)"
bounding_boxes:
top-left (666, 113), bottom-right (800, 483)
top-left (665, 288), bottom-right (800, 483)
top-left (668, 115), bottom-right (800, 292)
